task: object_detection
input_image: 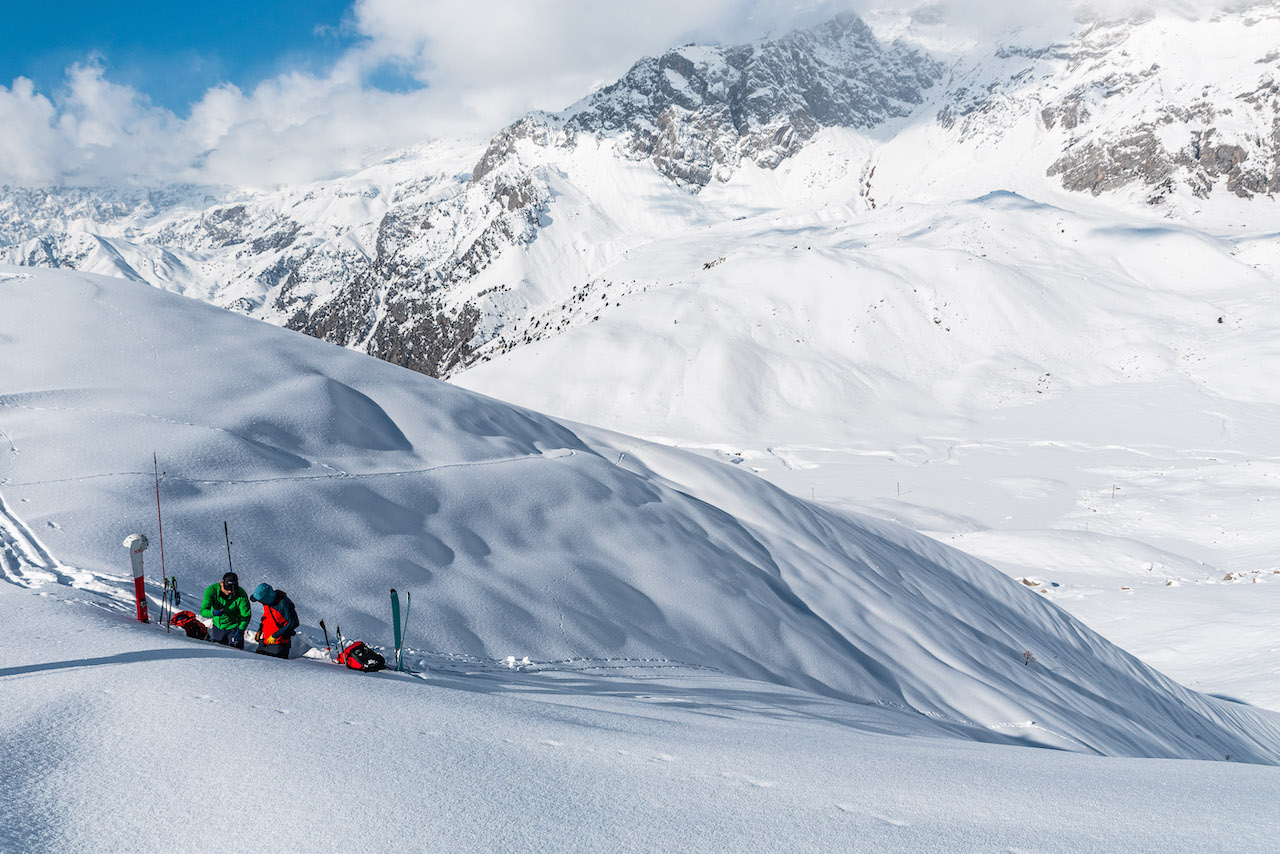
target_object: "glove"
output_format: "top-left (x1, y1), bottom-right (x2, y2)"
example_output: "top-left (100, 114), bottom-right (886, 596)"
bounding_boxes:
top-left (264, 634), bottom-right (279, 645)
top-left (212, 609), bottom-right (224, 617)
top-left (229, 629), bottom-right (244, 646)
top-left (253, 630), bottom-right (262, 643)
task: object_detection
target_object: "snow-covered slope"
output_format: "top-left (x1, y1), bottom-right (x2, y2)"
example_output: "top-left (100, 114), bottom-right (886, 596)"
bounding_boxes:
top-left (457, 188), bottom-right (1280, 440)
top-left (9, 579), bottom-right (1280, 854)
top-left (453, 183), bottom-right (1280, 712)
top-left (2, 264), bottom-right (1278, 767)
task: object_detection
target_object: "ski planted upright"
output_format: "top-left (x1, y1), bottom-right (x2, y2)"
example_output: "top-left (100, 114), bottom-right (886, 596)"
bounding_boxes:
top-left (390, 589), bottom-right (402, 669)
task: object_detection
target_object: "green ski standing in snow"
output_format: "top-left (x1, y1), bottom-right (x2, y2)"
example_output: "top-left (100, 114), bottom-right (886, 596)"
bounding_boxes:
top-left (201, 572), bottom-right (252, 649)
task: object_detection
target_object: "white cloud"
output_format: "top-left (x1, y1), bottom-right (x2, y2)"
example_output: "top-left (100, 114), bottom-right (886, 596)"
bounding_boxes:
top-left (0, 59), bottom-right (455, 189)
top-left (0, 78), bottom-right (64, 185)
top-left (0, 0), bottom-right (1268, 188)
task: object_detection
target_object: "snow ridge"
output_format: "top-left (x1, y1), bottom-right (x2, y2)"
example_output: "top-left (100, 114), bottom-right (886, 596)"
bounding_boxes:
top-left (3, 264), bottom-right (1279, 766)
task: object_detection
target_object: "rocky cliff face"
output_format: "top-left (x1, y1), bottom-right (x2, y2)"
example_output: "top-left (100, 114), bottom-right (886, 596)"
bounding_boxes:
top-left (3, 8), bottom-right (1279, 381)
top-left (469, 15), bottom-right (942, 191)
top-left (560, 14), bottom-right (942, 187)
top-left (935, 7), bottom-right (1280, 204)
top-left (1042, 65), bottom-right (1280, 202)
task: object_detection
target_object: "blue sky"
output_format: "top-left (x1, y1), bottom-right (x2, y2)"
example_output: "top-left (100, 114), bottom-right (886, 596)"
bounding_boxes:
top-left (0, 0), bottom-right (364, 112)
top-left (0, 0), bottom-right (855, 187)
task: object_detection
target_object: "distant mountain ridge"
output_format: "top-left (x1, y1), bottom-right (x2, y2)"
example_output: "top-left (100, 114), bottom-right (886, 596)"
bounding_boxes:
top-left (2, 5), bottom-right (1279, 379)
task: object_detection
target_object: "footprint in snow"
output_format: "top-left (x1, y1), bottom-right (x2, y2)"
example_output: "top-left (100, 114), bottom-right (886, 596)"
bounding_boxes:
top-left (836, 804), bottom-right (909, 827)
top-left (721, 771), bottom-right (775, 789)
top-left (539, 739), bottom-right (563, 747)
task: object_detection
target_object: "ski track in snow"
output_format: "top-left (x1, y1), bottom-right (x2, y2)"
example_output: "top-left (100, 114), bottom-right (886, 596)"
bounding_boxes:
top-left (0, 491), bottom-right (133, 598)
top-left (80, 275), bottom-right (162, 370)
top-left (0, 491), bottom-right (59, 587)
top-left (614, 440), bottom-right (658, 466)
top-left (0, 423), bottom-right (17, 487)
top-left (0, 398), bottom-right (577, 487)
top-left (0, 398), bottom-right (352, 478)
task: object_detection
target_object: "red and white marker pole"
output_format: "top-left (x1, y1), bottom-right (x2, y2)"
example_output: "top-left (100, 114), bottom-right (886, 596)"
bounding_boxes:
top-left (123, 533), bottom-right (151, 623)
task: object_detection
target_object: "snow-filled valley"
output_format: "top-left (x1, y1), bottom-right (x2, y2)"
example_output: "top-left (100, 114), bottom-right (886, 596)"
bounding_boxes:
top-left (455, 187), bottom-right (1280, 715)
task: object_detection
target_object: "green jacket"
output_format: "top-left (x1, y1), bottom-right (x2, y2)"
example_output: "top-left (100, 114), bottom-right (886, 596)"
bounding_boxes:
top-left (200, 583), bottom-right (252, 631)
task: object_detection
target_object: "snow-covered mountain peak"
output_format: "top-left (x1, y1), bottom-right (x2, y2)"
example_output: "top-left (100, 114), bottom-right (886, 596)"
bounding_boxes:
top-left (3, 7), bottom-right (1280, 386)
top-left (532, 12), bottom-right (943, 189)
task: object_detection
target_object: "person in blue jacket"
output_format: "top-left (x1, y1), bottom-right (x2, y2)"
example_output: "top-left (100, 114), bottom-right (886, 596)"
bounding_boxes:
top-left (250, 583), bottom-right (299, 659)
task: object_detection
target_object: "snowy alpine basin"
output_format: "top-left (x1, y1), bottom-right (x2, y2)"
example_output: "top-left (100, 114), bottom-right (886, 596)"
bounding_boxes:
top-left (3, 266), bottom-right (1280, 852)
top-left (455, 186), bottom-right (1280, 715)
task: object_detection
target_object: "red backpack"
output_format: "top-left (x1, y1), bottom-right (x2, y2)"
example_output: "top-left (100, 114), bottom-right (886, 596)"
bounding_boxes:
top-left (170, 610), bottom-right (209, 640)
top-left (337, 641), bottom-right (386, 672)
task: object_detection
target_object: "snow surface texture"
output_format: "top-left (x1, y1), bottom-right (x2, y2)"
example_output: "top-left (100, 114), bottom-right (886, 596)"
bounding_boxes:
top-left (4, 267), bottom-right (1280, 853)
top-left (7, 581), bottom-right (1279, 854)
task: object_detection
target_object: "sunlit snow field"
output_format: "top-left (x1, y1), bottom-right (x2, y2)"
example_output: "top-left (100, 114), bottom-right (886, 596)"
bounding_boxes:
top-left (4, 264), bottom-right (1280, 853)
top-left (456, 189), bottom-right (1280, 716)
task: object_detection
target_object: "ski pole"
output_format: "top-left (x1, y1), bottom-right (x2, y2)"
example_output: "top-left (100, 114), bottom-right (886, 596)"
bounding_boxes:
top-left (320, 619), bottom-right (333, 660)
top-left (153, 453), bottom-right (168, 614)
top-left (161, 577), bottom-right (171, 632)
top-left (223, 522), bottom-right (234, 574)
top-left (398, 591), bottom-right (411, 672)
top-left (168, 576), bottom-right (180, 629)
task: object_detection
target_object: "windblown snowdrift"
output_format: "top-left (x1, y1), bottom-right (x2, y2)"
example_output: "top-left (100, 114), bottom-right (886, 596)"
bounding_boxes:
top-left (2, 265), bottom-right (1277, 763)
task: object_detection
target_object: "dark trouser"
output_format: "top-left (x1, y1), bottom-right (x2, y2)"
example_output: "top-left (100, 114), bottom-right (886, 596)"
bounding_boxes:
top-left (255, 638), bottom-right (291, 659)
top-left (210, 626), bottom-right (245, 649)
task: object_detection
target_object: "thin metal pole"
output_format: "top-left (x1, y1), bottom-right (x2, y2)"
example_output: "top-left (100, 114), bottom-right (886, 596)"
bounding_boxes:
top-left (154, 453), bottom-right (169, 628)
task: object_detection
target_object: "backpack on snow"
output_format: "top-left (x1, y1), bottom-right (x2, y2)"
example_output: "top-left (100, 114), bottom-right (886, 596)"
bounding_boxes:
top-left (337, 641), bottom-right (386, 672)
top-left (170, 610), bottom-right (209, 640)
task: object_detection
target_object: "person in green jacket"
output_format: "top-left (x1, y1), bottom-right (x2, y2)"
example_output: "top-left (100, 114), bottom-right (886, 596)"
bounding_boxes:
top-left (201, 572), bottom-right (252, 649)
